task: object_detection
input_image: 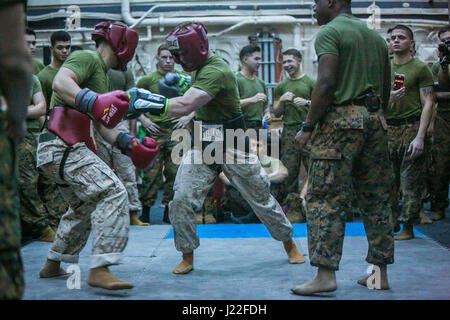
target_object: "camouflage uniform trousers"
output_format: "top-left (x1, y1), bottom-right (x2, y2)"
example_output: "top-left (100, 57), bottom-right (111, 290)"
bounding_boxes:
top-left (140, 125), bottom-right (179, 207)
top-left (95, 125), bottom-right (142, 212)
top-left (36, 135), bottom-right (129, 268)
top-left (223, 181), bottom-right (283, 218)
top-left (169, 147), bottom-right (293, 253)
top-left (17, 130), bottom-right (60, 234)
top-left (280, 124), bottom-right (310, 202)
top-left (430, 111), bottom-right (450, 211)
top-left (305, 105), bottom-right (394, 270)
top-left (37, 172), bottom-right (68, 228)
top-left (0, 115), bottom-right (24, 300)
top-left (387, 121), bottom-right (425, 225)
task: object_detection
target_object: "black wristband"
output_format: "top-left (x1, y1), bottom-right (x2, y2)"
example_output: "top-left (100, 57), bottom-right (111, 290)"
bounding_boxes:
top-left (301, 122), bottom-right (314, 132)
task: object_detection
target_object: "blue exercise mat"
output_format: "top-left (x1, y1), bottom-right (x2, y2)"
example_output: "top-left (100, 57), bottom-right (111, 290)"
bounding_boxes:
top-left (165, 222), bottom-right (424, 239)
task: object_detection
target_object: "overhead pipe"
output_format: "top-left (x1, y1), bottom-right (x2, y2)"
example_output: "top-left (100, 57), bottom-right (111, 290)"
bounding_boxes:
top-left (122, 0), bottom-right (311, 28)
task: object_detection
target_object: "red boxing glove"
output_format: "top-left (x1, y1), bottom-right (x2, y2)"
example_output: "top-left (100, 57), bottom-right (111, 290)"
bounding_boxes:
top-left (116, 133), bottom-right (159, 170)
top-left (75, 88), bottom-right (130, 129)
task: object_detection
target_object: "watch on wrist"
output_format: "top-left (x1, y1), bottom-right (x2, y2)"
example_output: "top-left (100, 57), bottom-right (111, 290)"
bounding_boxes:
top-left (306, 100), bottom-right (311, 106)
top-left (301, 121), bottom-right (314, 132)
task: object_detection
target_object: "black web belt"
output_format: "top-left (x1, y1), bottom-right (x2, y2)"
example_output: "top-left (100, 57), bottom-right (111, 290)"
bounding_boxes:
top-left (386, 115), bottom-right (420, 126)
top-left (38, 131), bottom-right (72, 186)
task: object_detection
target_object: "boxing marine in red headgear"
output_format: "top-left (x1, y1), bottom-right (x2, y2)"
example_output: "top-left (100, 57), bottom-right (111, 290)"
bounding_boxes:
top-left (166, 22), bottom-right (209, 72)
top-left (92, 21), bottom-right (139, 71)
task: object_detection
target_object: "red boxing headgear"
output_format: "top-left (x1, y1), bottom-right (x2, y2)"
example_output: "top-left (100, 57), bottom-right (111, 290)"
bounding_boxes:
top-left (92, 21), bottom-right (139, 71)
top-left (166, 22), bottom-right (209, 72)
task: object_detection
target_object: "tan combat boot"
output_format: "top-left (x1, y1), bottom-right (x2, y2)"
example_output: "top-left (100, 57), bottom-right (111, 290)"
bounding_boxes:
top-left (204, 213), bottom-right (217, 224)
top-left (40, 225), bottom-right (56, 242)
top-left (394, 224), bottom-right (414, 240)
top-left (430, 209), bottom-right (445, 221)
top-left (130, 211), bottom-right (149, 226)
top-left (196, 212), bottom-right (204, 224)
top-left (419, 207), bottom-right (432, 224)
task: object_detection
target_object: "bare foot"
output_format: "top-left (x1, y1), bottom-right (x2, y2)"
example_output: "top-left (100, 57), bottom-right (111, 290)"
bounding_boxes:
top-left (291, 267), bottom-right (337, 296)
top-left (283, 238), bottom-right (305, 264)
top-left (39, 259), bottom-right (69, 278)
top-left (87, 266), bottom-right (134, 290)
top-left (357, 265), bottom-right (390, 290)
top-left (172, 252), bottom-right (194, 274)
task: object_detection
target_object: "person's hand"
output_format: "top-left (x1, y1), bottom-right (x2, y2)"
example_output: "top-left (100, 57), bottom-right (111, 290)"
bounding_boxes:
top-left (140, 116), bottom-right (160, 134)
top-left (408, 135), bottom-right (424, 159)
top-left (3, 116), bottom-right (26, 145)
top-left (279, 92), bottom-right (295, 102)
top-left (172, 114), bottom-right (193, 129)
top-left (263, 112), bottom-right (273, 124)
top-left (293, 97), bottom-right (309, 107)
top-left (295, 129), bottom-right (311, 150)
top-left (252, 93), bottom-right (267, 104)
top-left (391, 87), bottom-right (406, 103)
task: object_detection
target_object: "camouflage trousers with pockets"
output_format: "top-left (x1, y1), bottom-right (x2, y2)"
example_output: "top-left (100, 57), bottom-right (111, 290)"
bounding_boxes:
top-left (305, 105), bottom-right (394, 270)
top-left (0, 114), bottom-right (24, 299)
top-left (387, 121), bottom-right (425, 225)
top-left (37, 134), bottom-right (129, 268)
top-left (169, 147), bottom-right (293, 253)
top-left (95, 123), bottom-right (142, 212)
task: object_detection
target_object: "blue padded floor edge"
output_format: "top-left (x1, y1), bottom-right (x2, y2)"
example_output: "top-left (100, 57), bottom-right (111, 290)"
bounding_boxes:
top-left (165, 222), bottom-right (424, 239)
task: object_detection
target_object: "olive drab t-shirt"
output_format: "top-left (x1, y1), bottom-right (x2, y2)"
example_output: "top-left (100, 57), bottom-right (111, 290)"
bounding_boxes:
top-left (33, 58), bottom-right (45, 75)
top-left (191, 55), bottom-right (242, 122)
top-left (27, 74), bottom-right (42, 130)
top-left (431, 61), bottom-right (450, 113)
top-left (136, 70), bottom-right (177, 125)
top-left (385, 58), bottom-right (435, 119)
top-left (314, 13), bottom-right (389, 106)
top-left (236, 72), bottom-right (267, 122)
top-left (37, 65), bottom-right (58, 110)
top-left (107, 69), bottom-right (135, 91)
top-left (51, 50), bottom-right (110, 110)
top-left (274, 75), bottom-right (315, 125)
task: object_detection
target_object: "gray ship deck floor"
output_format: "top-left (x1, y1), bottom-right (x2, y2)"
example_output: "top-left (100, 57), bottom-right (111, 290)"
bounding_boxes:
top-left (21, 222), bottom-right (449, 300)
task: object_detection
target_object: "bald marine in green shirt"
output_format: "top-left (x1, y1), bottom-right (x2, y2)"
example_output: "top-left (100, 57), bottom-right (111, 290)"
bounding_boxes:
top-left (292, 2), bottom-right (394, 296)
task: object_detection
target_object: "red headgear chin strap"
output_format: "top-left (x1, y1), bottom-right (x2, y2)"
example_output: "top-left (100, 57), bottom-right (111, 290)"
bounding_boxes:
top-left (92, 21), bottom-right (139, 71)
top-left (166, 22), bottom-right (209, 72)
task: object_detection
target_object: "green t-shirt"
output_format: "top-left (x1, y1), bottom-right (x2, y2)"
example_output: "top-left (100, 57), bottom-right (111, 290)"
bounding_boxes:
top-left (236, 72), bottom-right (267, 122)
top-left (107, 69), bottom-right (135, 91)
top-left (386, 58), bottom-right (435, 119)
top-left (431, 61), bottom-right (450, 113)
top-left (37, 65), bottom-right (58, 110)
top-left (136, 70), bottom-right (177, 124)
top-left (33, 58), bottom-right (45, 75)
top-left (51, 50), bottom-right (110, 110)
top-left (314, 13), bottom-right (389, 105)
top-left (274, 75), bottom-right (315, 125)
top-left (191, 55), bottom-right (242, 121)
top-left (27, 74), bottom-right (42, 129)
